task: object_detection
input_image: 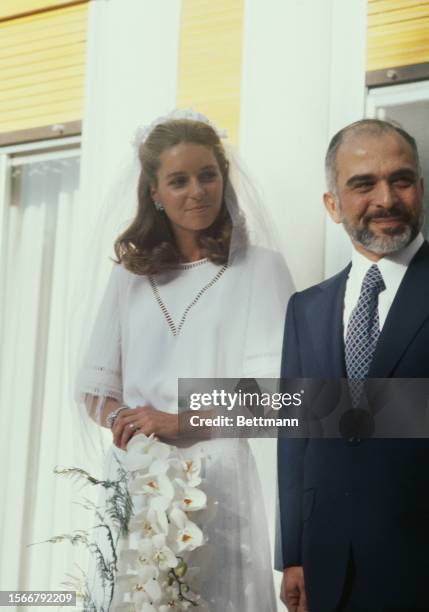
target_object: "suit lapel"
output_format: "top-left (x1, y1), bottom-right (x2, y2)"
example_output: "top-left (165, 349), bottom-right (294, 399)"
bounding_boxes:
top-left (369, 241), bottom-right (429, 377)
top-left (307, 265), bottom-right (349, 378)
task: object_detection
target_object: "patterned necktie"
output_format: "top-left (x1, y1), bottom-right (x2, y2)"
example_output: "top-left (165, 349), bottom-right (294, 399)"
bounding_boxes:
top-left (345, 264), bottom-right (386, 406)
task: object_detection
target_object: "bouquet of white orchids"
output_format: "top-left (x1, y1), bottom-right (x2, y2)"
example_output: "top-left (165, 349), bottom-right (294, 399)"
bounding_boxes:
top-left (46, 434), bottom-right (210, 612)
top-left (112, 434), bottom-right (209, 612)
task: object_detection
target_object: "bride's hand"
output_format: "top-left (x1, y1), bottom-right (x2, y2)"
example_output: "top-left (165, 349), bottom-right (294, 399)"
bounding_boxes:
top-left (112, 406), bottom-right (178, 449)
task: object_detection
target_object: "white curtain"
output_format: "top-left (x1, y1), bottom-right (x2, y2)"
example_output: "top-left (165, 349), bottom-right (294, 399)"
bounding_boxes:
top-left (0, 154), bottom-right (89, 600)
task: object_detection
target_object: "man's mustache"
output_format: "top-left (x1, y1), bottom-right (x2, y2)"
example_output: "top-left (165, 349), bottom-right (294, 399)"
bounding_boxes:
top-left (363, 206), bottom-right (412, 224)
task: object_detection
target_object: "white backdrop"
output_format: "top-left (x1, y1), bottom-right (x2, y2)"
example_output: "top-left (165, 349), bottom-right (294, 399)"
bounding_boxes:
top-left (240, 0), bottom-right (367, 288)
top-left (239, 0), bottom-right (367, 602)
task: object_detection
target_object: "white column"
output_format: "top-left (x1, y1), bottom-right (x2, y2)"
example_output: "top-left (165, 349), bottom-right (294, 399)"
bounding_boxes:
top-left (324, 0), bottom-right (368, 277)
top-left (240, 1), bottom-right (367, 603)
top-left (81, 0), bottom-right (181, 176)
top-left (240, 0), bottom-right (367, 288)
top-left (77, 0), bottom-right (181, 262)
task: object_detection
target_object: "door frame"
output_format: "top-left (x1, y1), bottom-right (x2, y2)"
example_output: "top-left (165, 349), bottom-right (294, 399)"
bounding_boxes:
top-left (366, 80), bottom-right (429, 117)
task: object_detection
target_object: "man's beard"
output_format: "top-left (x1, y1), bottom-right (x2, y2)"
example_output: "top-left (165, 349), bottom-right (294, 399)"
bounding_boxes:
top-left (340, 203), bottom-right (424, 256)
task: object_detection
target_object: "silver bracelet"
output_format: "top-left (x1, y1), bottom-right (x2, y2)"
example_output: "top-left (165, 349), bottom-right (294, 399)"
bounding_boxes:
top-left (106, 404), bottom-right (128, 429)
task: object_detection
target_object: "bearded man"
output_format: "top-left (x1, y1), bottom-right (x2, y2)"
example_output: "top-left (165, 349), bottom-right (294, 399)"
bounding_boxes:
top-left (278, 119), bottom-right (429, 612)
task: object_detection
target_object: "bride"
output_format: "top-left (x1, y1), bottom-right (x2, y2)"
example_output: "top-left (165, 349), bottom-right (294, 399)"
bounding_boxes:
top-left (75, 110), bottom-right (293, 611)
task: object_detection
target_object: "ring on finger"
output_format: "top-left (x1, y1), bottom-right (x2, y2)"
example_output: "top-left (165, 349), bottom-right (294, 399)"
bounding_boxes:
top-left (129, 422), bottom-right (136, 429)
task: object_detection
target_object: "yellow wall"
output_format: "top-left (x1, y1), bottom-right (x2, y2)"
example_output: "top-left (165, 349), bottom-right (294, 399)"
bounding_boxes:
top-left (177, 0), bottom-right (243, 144)
top-left (0, 3), bottom-right (87, 134)
top-left (0, 1), bottom-right (82, 20)
top-left (367, 0), bottom-right (429, 71)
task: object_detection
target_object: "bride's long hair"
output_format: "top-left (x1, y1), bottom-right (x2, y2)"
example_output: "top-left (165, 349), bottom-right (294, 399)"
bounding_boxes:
top-left (114, 119), bottom-right (247, 275)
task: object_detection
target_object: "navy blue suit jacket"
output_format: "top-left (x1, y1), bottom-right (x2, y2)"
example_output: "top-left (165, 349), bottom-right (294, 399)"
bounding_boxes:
top-left (278, 241), bottom-right (429, 611)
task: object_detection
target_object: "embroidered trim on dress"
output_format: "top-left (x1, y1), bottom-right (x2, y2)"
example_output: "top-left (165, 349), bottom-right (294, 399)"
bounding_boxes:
top-left (149, 264), bottom-right (228, 337)
top-left (77, 364), bottom-right (123, 401)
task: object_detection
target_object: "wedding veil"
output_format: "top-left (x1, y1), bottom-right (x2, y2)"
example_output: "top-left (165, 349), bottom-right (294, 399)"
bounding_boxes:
top-left (70, 108), bottom-right (294, 466)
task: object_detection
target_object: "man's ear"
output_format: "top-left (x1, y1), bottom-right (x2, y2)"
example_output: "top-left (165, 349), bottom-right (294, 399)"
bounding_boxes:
top-left (323, 192), bottom-right (341, 224)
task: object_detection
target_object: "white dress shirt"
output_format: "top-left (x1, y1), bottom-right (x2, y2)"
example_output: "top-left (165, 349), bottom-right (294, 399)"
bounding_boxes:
top-left (343, 233), bottom-right (424, 339)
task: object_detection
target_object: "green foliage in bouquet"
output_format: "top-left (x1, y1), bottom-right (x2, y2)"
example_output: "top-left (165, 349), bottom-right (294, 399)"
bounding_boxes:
top-left (34, 462), bottom-right (133, 611)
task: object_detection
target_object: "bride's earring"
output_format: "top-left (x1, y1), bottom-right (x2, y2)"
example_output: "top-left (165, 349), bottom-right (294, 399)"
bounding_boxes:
top-left (153, 200), bottom-right (164, 212)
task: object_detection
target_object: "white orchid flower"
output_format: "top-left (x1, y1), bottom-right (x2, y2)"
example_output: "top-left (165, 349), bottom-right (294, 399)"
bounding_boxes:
top-left (128, 512), bottom-right (158, 537)
top-left (128, 505), bottom-right (167, 537)
top-left (127, 433), bottom-right (169, 458)
top-left (181, 457), bottom-right (202, 487)
top-left (151, 533), bottom-right (179, 570)
top-left (169, 508), bottom-right (204, 552)
top-left (129, 472), bottom-right (174, 500)
top-left (177, 486), bottom-right (207, 512)
top-left (125, 434), bottom-right (171, 472)
top-left (122, 535), bottom-right (178, 573)
top-left (172, 452), bottom-right (203, 488)
top-left (136, 538), bottom-right (155, 566)
top-left (149, 457), bottom-right (171, 475)
top-left (122, 448), bottom-right (153, 473)
top-left (135, 535), bottom-right (178, 571)
top-left (115, 566), bottom-right (162, 606)
top-left (133, 565), bottom-right (163, 605)
top-left (149, 496), bottom-right (170, 533)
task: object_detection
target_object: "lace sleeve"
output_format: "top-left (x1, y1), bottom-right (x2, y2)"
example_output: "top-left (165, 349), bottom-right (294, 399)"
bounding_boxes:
top-left (75, 264), bottom-right (123, 406)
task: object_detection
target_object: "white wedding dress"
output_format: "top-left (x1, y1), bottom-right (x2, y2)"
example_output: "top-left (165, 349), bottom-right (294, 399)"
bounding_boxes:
top-left (76, 245), bottom-right (291, 611)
